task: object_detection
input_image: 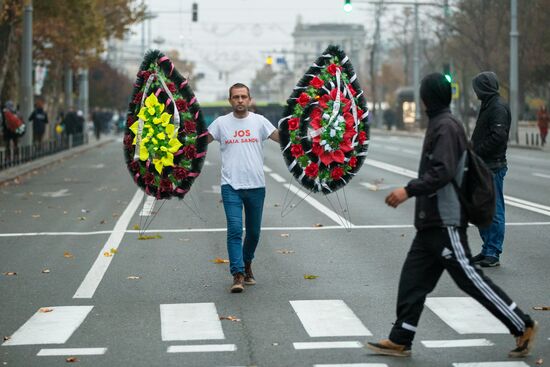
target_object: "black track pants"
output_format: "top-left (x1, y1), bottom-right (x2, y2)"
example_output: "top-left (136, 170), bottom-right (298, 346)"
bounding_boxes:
top-left (389, 226), bottom-right (532, 346)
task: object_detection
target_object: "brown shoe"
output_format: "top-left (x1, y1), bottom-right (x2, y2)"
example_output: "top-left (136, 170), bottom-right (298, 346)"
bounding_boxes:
top-left (509, 321), bottom-right (538, 357)
top-left (230, 273), bottom-right (244, 293)
top-left (366, 339), bottom-right (411, 357)
top-left (244, 262), bottom-right (256, 285)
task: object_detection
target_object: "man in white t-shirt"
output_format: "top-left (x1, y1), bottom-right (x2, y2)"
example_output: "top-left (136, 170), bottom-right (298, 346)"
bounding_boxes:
top-left (208, 83), bottom-right (280, 293)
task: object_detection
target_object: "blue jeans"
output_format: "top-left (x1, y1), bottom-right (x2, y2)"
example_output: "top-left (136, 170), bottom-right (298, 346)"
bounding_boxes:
top-left (479, 166), bottom-right (507, 259)
top-left (221, 185), bottom-right (266, 275)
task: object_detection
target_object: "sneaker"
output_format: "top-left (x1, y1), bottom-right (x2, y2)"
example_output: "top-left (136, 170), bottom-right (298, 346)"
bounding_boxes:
top-left (471, 253), bottom-right (485, 264)
top-left (244, 262), bottom-right (256, 285)
top-left (479, 256), bottom-right (500, 267)
top-left (509, 321), bottom-right (538, 357)
top-left (365, 339), bottom-right (411, 357)
top-left (230, 273), bottom-right (245, 293)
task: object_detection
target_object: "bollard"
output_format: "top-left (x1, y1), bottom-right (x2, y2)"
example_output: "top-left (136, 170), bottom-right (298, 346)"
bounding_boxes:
top-left (526, 132), bottom-right (529, 145)
top-left (531, 133), bottom-right (534, 145)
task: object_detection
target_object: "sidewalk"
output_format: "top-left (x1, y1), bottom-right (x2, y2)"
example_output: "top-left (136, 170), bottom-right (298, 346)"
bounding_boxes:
top-left (0, 135), bottom-right (116, 185)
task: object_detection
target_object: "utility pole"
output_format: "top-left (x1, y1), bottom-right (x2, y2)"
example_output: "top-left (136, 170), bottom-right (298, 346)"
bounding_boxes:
top-left (413, 2), bottom-right (420, 125)
top-left (509, 0), bottom-right (519, 143)
top-left (78, 69), bottom-right (89, 122)
top-left (20, 0), bottom-right (33, 145)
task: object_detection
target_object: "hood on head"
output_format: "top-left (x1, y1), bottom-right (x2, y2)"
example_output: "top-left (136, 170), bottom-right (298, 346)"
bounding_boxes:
top-left (4, 100), bottom-right (15, 112)
top-left (420, 72), bottom-right (451, 114)
top-left (472, 71), bottom-right (499, 101)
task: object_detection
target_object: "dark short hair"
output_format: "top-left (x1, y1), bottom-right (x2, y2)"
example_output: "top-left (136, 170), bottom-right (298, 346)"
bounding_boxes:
top-left (229, 83), bottom-right (250, 98)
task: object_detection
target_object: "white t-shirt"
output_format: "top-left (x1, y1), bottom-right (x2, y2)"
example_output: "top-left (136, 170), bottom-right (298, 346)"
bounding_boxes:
top-left (208, 112), bottom-right (276, 189)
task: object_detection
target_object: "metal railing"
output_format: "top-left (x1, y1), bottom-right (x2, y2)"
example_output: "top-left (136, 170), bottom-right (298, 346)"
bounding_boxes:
top-left (0, 133), bottom-right (88, 171)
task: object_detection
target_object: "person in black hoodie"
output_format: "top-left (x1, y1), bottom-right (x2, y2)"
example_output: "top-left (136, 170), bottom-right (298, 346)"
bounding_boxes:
top-left (366, 73), bottom-right (537, 359)
top-left (470, 71), bottom-right (510, 267)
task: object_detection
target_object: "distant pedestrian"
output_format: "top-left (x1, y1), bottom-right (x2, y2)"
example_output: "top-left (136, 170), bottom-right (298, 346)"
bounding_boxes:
top-left (470, 72), bottom-right (510, 267)
top-left (1, 100), bottom-right (24, 163)
top-left (29, 99), bottom-right (49, 145)
top-left (92, 107), bottom-right (101, 140)
top-left (537, 105), bottom-right (549, 146)
top-left (366, 72), bottom-right (538, 359)
top-left (207, 83), bottom-right (280, 293)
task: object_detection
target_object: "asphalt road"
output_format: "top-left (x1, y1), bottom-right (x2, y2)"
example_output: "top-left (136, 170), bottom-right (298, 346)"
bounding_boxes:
top-left (1, 134), bottom-right (549, 367)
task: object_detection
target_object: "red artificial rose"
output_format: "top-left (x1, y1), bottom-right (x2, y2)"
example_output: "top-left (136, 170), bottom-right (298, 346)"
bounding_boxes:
top-left (143, 173), bottom-right (155, 185)
top-left (309, 76), bottom-right (324, 89)
top-left (159, 178), bottom-right (173, 193)
top-left (330, 88), bottom-right (338, 100)
top-left (297, 92), bottom-right (310, 107)
top-left (349, 156), bottom-right (358, 168)
top-left (175, 99), bottom-right (188, 112)
top-left (138, 70), bottom-right (152, 81)
top-left (183, 145), bottom-right (196, 159)
top-left (327, 63), bottom-right (342, 76)
top-left (339, 141), bottom-right (353, 153)
top-left (290, 144), bottom-right (304, 158)
top-left (288, 117), bottom-right (300, 130)
top-left (167, 82), bottom-right (176, 93)
top-left (331, 166), bottom-right (344, 180)
top-left (304, 162), bottom-right (319, 178)
top-left (319, 94), bottom-right (330, 109)
top-left (124, 134), bottom-right (133, 148)
top-left (347, 84), bottom-right (357, 96)
top-left (129, 160), bottom-right (140, 173)
top-left (358, 131), bottom-right (368, 144)
top-left (173, 166), bottom-right (189, 180)
top-left (184, 121), bottom-right (196, 133)
top-left (332, 150), bottom-right (345, 163)
top-left (310, 107), bottom-right (323, 121)
top-left (320, 152), bottom-right (333, 166)
top-left (127, 115), bottom-right (137, 127)
top-left (344, 130), bottom-right (356, 142)
top-left (133, 91), bottom-right (144, 104)
top-left (311, 143), bottom-right (323, 156)
top-left (344, 112), bottom-right (355, 128)
top-left (310, 117), bottom-right (322, 130)
top-left (357, 108), bottom-right (364, 118)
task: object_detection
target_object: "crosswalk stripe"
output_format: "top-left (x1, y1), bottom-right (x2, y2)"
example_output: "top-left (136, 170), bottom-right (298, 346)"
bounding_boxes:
top-left (160, 303), bottom-right (225, 341)
top-left (293, 341), bottom-right (363, 350)
top-left (2, 306), bottom-right (93, 346)
top-left (37, 348), bottom-right (107, 356)
top-left (314, 364), bottom-right (388, 367)
top-left (139, 196), bottom-right (156, 216)
top-left (290, 300), bottom-right (371, 337)
top-left (421, 339), bottom-right (494, 348)
top-left (452, 362), bottom-right (530, 367)
top-left (167, 344), bottom-right (236, 353)
top-left (425, 297), bottom-right (508, 334)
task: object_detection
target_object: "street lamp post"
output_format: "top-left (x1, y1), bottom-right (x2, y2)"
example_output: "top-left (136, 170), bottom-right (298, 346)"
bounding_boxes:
top-left (20, 1), bottom-right (33, 145)
top-left (510, 0), bottom-right (519, 144)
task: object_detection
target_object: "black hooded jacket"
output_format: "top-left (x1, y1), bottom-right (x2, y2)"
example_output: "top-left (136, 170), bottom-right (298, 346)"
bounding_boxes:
top-left (404, 73), bottom-right (468, 230)
top-left (471, 72), bottom-right (510, 169)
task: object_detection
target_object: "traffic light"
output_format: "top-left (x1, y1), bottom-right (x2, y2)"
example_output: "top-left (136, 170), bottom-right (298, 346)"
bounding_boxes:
top-left (191, 3), bottom-right (198, 22)
top-left (266, 56), bottom-right (273, 65)
top-left (344, 0), bottom-right (352, 12)
top-left (443, 63), bottom-right (452, 83)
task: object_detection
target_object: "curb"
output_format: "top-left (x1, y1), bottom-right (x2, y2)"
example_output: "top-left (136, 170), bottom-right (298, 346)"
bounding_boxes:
top-left (0, 137), bottom-right (117, 185)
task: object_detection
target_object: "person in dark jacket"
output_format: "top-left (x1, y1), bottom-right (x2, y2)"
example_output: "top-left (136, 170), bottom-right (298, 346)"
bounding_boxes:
top-left (470, 72), bottom-right (510, 267)
top-left (29, 99), bottom-right (49, 144)
top-left (366, 73), bottom-right (538, 359)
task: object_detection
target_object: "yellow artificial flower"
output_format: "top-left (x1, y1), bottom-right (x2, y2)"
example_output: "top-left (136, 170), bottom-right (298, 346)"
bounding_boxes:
top-left (161, 152), bottom-right (174, 167)
top-left (153, 117), bottom-right (161, 125)
top-left (142, 136), bottom-right (150, 144)
top-left (168, 138), bottom-right (183, 153)
top-left (152, 137), bottom-right (158, 145)
top-left (156, 132), bottom-right (166, 140)
top-left (147, 106), bottom-right (155, 115)
top-left (129, 121), bottom-right (139, 136)
top-left (137, 107), bottom-right (147, 122)
top-left (139, 144), bottom-right (149, 161)
top-left (160, 112), bottom-right (172, 126)
top-left (144, 93), bottom-right (159, 108)
top-left (153, 158), bottom-right (163, 174)
top-left (165, 124), bottom-right (175, 138)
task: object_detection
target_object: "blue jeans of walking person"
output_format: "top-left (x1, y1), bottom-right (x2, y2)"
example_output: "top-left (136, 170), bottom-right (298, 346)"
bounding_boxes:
top-left (479, 166), bottom-right (507, 259)
top-left (221, 185), bottom-right (266, 275)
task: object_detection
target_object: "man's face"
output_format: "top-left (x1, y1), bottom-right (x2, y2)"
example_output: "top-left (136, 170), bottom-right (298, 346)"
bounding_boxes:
top-left (229, 87), bottom-right (251, 113)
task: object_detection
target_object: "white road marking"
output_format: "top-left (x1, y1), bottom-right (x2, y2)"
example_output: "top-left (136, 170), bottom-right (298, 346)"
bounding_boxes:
top-left (425, 297), bottom-right (508, 334)
top-left (452, 363), bottom-right (530, 367)
top-left (204, 185), bottom-right (221, 194)
top-left (160, 303), bottom-right (225, 341)
top-left (73, 189), bottom-right (144, 299)
top-left (421, 339), bottom-right (494, 348)
top-left (314, 364), bottom-right (388, 367)
top-left (139, 196), bottom-right (156, 216)
top-left (263, 165), bottom-right (272, 173)
top-left (167, 344), bottom-right (236, 353)
top-left (204, 160), bottom-right (213, 166)
top-left (40, 189), bottom-right (71, 198)
top-left (290, 300), bottom-right (371, 337)
top-left (533, 172), bottom-right (550, 179)
top-left (364, 158), bottom-right (416, 178)
top-left (293, 341), bottom-right (363, 350)
top-left (401, 148), bottom-right (419, 155)
top-left (283, 184), bottom-right (354, 227)
top-left (270, 172), bottom-right (286, 183)
top-left (2, 306), bottom-right (93, 346)
top-left (3, 221), bottom-right (550, 238)
top-left (37, 348), bottom-right (107, 356)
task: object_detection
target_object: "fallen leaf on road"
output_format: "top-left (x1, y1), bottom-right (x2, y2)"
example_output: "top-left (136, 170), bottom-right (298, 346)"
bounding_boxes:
top-left (63, 210), bottom-right (68, 214)
top-left (533, 306), bottom-right (550, 311)
top-left (110, 248), bottom-right (118, 254)
top-left (42, 269), bottom-right (50, 274)
top-left (133, 224), bottom-right (140, 230)
top-left (211, 258), bottom-right (229, 264)
top-left (276, 249), bottom-right (295, 254)
top-left (63, 252), bottom-right (74, 259)
top-left (219, 315), bottom-right (241, 322)
top-left (65, 356), bottom-right (79, 363)
top-left (81, 209), bottom-right (89, 213)
top-left (39, 308), bottom-right (53, 313)
top-left (536, 358), bottom-right (543, 365)
top-left (304, 274), bottom-right (319, 280)
top-left (3, 272), bottom-right (17, 276)
top-left (138, 234), bottom-right (162, 240)
top-left (32, 214), bottom-right (40, 218)
top-left (127, 276), bottom-right (140, 280)
top-left (280, 233), bottom-right (290, 238)
top-left (103, 252), bottom-right (112, 257)
top-left (112, 213), bottom-right (120, 218)
top-left (78, 216), bottom-right (86, 221)
top-left (99, 219), bottom-right (106, 224)
top-left (314, 223), bottom-right (323, 227)
top-left (3, 336), bottom-right (10, 341)
top-left (273, 203), bottom-right (280, 207)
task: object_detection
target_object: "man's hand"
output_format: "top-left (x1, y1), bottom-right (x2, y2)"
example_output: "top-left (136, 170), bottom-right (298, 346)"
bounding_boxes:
top-left (385, 187), bottom-right (409, 208)
top-left (269, 129), bottom-right (280, 143)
